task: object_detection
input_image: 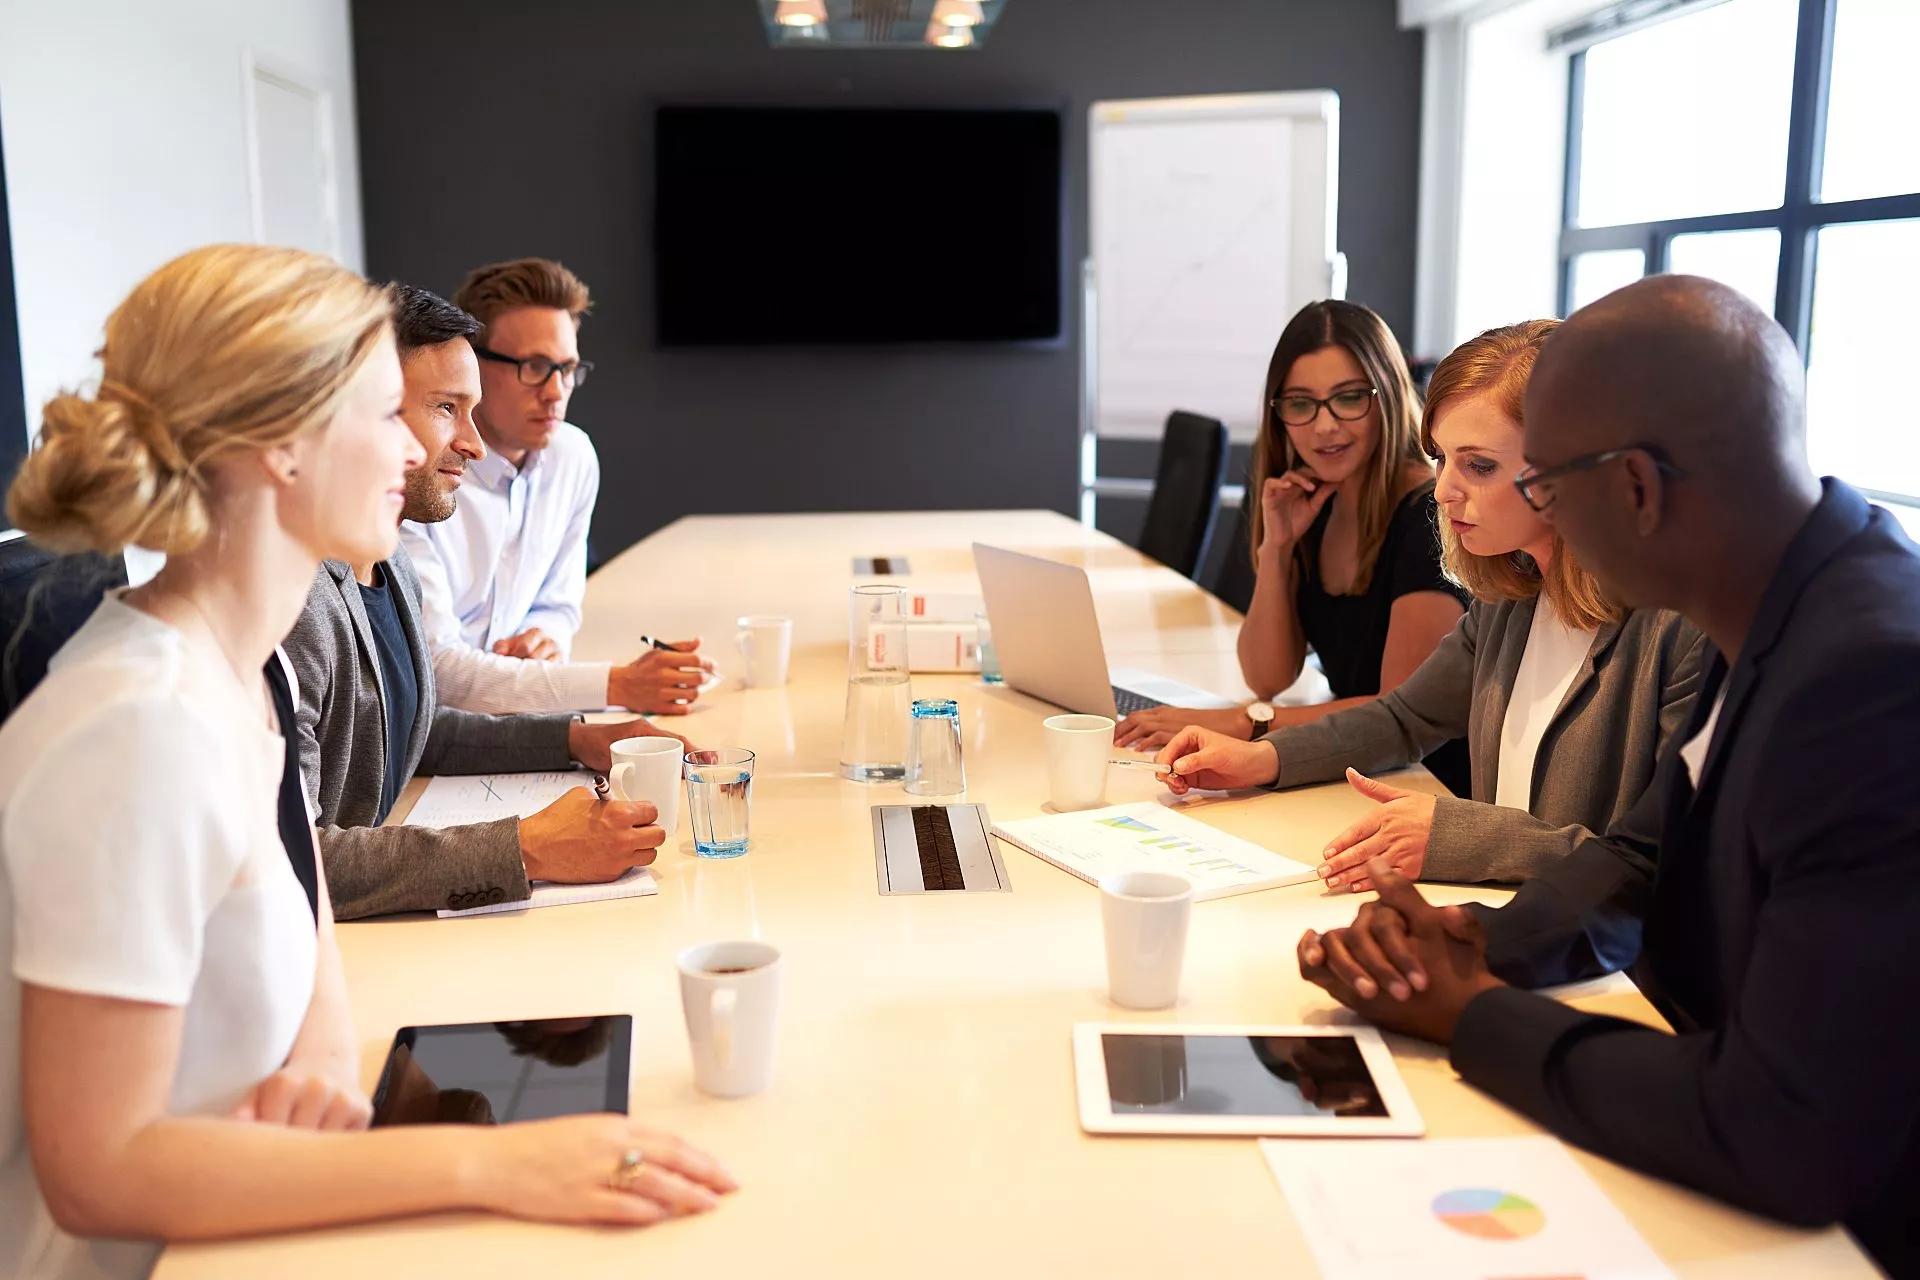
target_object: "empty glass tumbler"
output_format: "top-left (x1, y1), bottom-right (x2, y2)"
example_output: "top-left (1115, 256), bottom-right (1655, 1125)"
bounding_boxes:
top-left (685, 748), bottom-right (755, 859)
top-left (905, 698), bottom-right (965, 798)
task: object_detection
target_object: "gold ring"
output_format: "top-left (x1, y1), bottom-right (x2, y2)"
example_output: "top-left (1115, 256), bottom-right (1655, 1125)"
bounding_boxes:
top-left (608, 1147), bottom-right (646, 1190)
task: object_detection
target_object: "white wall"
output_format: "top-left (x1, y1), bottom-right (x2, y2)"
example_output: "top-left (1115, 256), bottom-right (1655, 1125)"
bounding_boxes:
top-left (0, 0), bottom-right (362, 433)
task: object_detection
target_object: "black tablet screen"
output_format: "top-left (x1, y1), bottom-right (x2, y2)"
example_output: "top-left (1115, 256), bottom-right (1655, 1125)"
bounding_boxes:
top-left (371, 1015), bottom-right (632, 1127)
top-left (1101, 1033), bottom-right (1387, 1118)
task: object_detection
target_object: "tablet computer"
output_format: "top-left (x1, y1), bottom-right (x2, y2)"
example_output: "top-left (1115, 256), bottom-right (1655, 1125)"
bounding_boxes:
top-left (370, 1015), bottom-right (632, 1127)
top-left (1072, 1023), bottom-right (1423, 1137)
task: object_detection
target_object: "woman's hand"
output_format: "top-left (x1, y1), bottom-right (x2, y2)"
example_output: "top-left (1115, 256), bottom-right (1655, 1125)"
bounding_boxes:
top-left (1259, 469), bottom-right (1338, 552)
top-left (475, 1116), bottom-right (739, 1227)
top-left (1114, 705), bottom-right (1249, 751)
top-left (1153, 726), bottom-right (1281, 795)
top-left (230, 1068), bottom-right (371, 1132)
top-left (1317, 768), bottom-right (1436, 893)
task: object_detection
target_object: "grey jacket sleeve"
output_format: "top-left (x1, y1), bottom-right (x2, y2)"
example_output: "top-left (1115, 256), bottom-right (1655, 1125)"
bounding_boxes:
top-left (1421, 618), bottom-right (1707, 884)
top-left (1258, 608), bottom-right (1478, 790)
top-left (418, 708), bottom-right (575, 777)
top-left (320, 820), bottom-right (532, 920)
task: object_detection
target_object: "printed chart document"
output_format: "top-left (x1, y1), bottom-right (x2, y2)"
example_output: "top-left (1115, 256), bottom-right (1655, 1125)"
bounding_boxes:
top-left (1261, 1135), bottom-right (1673, 1280)
top-left (404, 771), bottom-right (590, 829)
top-left (992, 801), bottom-right (1317, 900)
top-left (405, 772), bottom-right (659, 919)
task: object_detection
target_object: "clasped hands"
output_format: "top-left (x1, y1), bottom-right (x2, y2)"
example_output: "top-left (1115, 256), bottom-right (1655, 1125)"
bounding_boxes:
top-left (1298, 857), bottom-right (1506, 1045)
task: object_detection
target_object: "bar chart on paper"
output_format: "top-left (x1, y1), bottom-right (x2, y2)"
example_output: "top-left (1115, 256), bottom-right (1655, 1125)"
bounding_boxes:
top-left (991, 801), bottom-right (1318, 899)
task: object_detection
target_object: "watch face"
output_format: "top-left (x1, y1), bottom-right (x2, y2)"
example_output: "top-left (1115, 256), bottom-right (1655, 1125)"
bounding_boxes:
top-left (1247, 703), bottom-right (1274, 723)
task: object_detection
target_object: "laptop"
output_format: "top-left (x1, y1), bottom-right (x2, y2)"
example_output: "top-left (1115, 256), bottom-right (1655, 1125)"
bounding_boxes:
top-left (972, 543), bottom-right (1238, 718)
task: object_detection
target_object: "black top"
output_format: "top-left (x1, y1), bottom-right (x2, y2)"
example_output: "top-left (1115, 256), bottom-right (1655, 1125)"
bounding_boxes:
top-left (1295, 483), bottom-right (1469, 792)
top-left (1459, 480), bottom-right (1920, 1277)
top-left (357, 565), bottom-right (419, 823)
top-left (264, 656), bottom-right (319, 921)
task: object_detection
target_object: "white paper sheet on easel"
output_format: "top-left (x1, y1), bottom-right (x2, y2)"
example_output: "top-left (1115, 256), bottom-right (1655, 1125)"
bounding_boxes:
top-left (1261, 1135), bottom-right (1673, 1280)
top-left (404, 771), bottom-right (589, 828)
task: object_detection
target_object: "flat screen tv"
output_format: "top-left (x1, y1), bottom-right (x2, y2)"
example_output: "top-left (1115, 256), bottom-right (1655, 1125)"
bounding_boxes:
top-left (654, 106), bottom-right (1062, 345)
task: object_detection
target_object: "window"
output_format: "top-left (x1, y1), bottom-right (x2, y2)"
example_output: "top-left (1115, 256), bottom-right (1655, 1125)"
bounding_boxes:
top-left (1559, 0), bottom-right (1920, 506)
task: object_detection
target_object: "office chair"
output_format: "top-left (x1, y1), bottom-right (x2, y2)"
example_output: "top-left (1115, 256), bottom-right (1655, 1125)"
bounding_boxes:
top-left (0, 534), bottom-right (124, 722)
top-left (1209, 505), bottom-right (1257, 614)
top-left (1136, 410), bottom-right (1228, 581)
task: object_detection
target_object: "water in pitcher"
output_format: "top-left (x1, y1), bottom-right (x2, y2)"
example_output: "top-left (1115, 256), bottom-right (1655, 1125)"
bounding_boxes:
top-left (840, 672), bottom-right (911, 782)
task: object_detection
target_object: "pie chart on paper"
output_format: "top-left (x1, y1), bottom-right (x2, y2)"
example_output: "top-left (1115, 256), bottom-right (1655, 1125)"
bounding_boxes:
top-left (1431, 1187), bottom-right (1548, 1240)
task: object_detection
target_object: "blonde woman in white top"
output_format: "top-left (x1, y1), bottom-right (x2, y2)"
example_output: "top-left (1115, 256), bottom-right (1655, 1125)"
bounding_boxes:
top-left (1156, 321), bottom-right (1705, 894)
top-left (0, 245), bottom-right (733, 1280)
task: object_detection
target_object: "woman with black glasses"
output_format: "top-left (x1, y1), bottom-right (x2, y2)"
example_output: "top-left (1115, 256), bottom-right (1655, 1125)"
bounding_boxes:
top-left (1118, 300), bottom-right (1470, 792)
top-left (1152, 321), bottom-right (1703, 894)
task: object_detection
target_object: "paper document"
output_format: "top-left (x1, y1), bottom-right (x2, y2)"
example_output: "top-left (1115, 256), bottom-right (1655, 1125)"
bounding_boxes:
top-left (1261, 1135), bottom-right (1673, 1280)
top-left (436, 867), bottom-right (659, 919)
top-left (404, 771), bottom-right (590, 829)
top-left (991, 801), bottom-right (1317, 900)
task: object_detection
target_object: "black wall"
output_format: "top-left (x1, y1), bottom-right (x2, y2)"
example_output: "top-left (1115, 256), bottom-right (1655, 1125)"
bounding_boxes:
top-left (350, 0), bottom-right (1423, 563)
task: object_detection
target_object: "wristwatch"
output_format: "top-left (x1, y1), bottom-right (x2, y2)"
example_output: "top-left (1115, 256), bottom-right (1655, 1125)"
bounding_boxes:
top-left (1244, 700), bottom-right (1276, 739)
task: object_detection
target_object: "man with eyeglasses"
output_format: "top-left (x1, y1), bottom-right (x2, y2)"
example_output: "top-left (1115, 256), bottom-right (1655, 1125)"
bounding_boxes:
top-left (400, 257), bottom-right (713, 715)
top-left (1290, 276), bottom-right (1920, 1276)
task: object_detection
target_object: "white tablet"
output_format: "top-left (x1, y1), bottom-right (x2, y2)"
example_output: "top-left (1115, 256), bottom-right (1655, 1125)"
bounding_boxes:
top-left (1073, 1024), bottom-right (1424, 1137)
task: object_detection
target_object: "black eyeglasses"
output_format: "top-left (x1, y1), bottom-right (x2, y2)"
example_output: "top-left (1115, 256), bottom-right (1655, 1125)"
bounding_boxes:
top-left (474, 346), bottom-right (594, 389)
top-left (1513, 445), bottom-right (1685, 513)
top-left (1269, 386), bottom-right (1378, 427)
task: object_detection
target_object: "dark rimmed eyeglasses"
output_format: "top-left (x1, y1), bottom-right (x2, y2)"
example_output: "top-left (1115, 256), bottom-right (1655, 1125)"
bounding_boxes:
top-left (1513, 445), bottom-right (1686, 513)
top-left (1269, 386), bottom-right (1379, 427)
top-left (474, 346), bottom-right (595, 389)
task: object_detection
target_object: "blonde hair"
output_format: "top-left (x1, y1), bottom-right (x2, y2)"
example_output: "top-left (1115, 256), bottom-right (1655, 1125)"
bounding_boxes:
top-left (6, 244), bottom-right (391, 556)
top-left (1420, 319), bottom-right (1621, 632)
top-left (453, 257), bottom-right (592, 338)
top-left (1248, 300), bottom-right (1428, 594)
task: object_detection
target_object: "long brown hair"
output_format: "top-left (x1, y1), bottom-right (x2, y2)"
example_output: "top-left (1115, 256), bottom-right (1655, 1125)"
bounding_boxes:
top-left (1247, 300), bottom-right (1426, 594)
top-left (1419, 319), bottom-right (1621, 631)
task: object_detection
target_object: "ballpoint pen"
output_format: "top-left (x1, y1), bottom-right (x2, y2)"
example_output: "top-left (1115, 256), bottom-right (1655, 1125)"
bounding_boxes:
top-left (593, 774), bottom-right (611, 801)
top-left (1111, 757), bottom-right (1182, 779)
top-left (637, 636), bottom-right (676, 652)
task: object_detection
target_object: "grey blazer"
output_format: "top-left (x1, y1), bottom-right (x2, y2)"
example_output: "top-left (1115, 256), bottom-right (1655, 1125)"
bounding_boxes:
top-left (1260, 596), bottom-right (1706, 883)
top-left (283, 542), bottom-right (576, 918)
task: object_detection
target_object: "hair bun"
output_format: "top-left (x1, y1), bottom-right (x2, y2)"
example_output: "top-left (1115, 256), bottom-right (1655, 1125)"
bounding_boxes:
top-left (6, 387), bottom-right (209, 556)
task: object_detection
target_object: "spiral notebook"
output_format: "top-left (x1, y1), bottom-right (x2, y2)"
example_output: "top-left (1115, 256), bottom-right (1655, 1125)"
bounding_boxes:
top-left (991, 801), bottom-right (1317, 900)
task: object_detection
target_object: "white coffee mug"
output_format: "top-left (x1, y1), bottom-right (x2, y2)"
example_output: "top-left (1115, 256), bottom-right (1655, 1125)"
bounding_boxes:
top-left (676, 939), bottom-right (781, 1097)
top-left (609, 736), bottom-right (684, 835)
top-left (736, 615), bottom-right (794, 688)
top-left (1099, 869), bottom-right (1194, 1010)
top-left (1044, 713), bottom-right (1114, 811)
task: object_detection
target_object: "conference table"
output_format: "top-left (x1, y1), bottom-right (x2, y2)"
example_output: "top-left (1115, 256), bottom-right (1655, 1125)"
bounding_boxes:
top-left (157, 511), bottom-right (1875, 1277)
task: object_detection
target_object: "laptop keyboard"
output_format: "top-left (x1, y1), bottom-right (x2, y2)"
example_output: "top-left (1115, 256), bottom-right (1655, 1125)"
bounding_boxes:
top-left (1111, 686), bottom-right (1166, 717)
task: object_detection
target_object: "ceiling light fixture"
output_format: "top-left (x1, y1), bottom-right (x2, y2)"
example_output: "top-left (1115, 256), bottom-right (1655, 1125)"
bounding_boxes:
top-left (929, 0), bottom-right (984, 28)
top-left (775, 0), bottom-right (828, 26)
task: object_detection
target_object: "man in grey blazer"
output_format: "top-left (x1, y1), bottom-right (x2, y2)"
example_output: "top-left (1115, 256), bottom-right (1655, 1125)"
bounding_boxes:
top-left (284, 286), bottom-right (677, 919)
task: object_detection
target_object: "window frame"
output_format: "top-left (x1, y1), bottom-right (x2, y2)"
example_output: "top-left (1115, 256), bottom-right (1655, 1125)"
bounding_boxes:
top-left (1558, 0), bottom-right (1920, 462)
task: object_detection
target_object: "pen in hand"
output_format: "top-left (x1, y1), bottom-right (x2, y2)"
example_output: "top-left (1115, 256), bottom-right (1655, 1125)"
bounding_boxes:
top-left (637, 635), bottom-right (675, 653)
top-left (593, 774), bottom-right (611, 801)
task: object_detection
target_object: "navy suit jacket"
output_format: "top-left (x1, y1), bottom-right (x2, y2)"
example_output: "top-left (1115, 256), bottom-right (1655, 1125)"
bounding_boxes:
top-left (1452, 480), bottom-right (1920, 1276)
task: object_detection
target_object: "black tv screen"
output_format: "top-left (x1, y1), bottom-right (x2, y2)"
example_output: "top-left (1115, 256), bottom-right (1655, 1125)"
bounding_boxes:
top-left (654, 106), bottom-right (1062, 345)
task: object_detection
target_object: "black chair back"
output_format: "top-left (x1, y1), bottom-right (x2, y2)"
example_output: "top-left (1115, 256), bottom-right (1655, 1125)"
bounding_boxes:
top-left (1137, 410), bottom-right (1229, 580)
top-left (1210, 506), bottom-right (1257, 614)
top-left (0, 535), bottom-right (124, 722)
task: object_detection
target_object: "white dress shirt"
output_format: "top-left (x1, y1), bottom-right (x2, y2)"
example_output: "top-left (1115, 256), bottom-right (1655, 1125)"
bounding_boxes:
top-left (1493, 597), bottom-right (1598, 811)
top-left (399, 420), bottom-right (612, 714)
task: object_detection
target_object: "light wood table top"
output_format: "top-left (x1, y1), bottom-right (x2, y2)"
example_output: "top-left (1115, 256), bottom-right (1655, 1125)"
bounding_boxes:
top-left (157, 511), bottom-right (1872, 1277)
